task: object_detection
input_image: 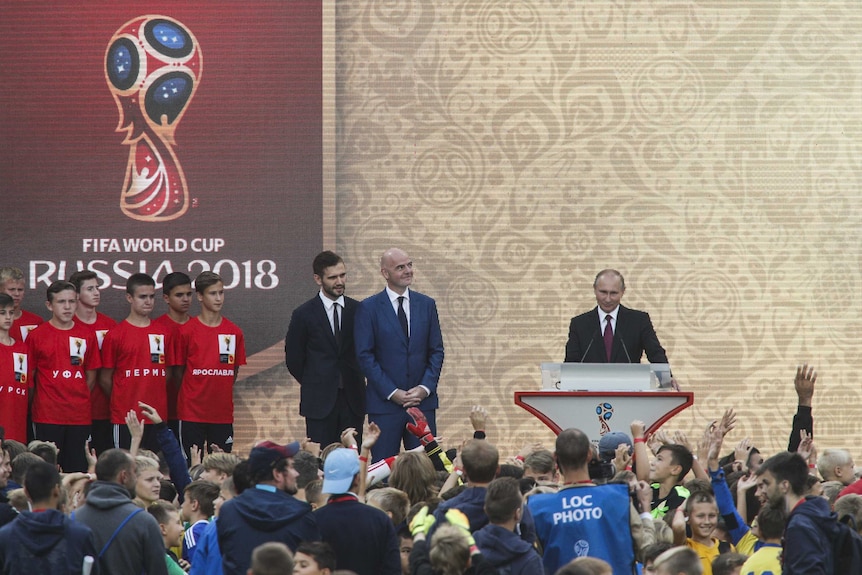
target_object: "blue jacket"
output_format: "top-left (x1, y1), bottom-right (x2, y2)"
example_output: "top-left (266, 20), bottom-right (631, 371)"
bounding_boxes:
top-left (0, 509), bottom-right (100, 575)
top-left (153, 422), bottom-right (191, 502)
top-left (529, 483), bottom-right (635, 575)
top-left (314, 497), bottom-right (400, 575)
top-left (433, 486), bottom-right (537, 544)
top-left (474, 523), bottom-right (543, 575)
top-left (783, 496), bottom-right (837, 575)
top-left (354, 289), bottom-right (444, 415)
top-left (189, 518), bottom-right (222, 575)
top-left (217, 486), bottom-right (320, 575)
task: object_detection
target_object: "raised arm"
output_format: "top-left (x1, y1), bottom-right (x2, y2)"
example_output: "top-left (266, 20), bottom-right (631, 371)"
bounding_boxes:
top-left (707, 408), bottom-right (750, 544)
top-left (788, 364), bottom-right (815, 452)
top-left (631, 420), bottom-right (650, 482)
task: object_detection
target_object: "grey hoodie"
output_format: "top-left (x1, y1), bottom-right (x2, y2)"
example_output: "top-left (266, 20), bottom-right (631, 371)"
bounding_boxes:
top-left (73, 481), bottom-right (167, 575)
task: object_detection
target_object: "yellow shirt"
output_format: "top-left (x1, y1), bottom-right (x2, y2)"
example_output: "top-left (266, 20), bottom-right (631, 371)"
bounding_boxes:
top-left (687, 537), bottom-right (735, 575)
top-left (741, 543), bottom-right (782, 575)
top-left (735, 530), bottom-right (758, 556)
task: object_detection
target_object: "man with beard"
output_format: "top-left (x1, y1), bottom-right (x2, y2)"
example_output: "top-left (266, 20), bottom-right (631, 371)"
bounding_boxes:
top-left (755, 451), bottom-right (837, 574)
top-left (285, 251), bottom-right (365, 446)
top-left (216, 441), bottom-right (320, 575)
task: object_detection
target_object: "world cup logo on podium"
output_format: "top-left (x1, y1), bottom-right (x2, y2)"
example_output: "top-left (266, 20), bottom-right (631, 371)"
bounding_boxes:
top-left (105, 16), bottom-right (202, 222)
top-left (596, 402), bottom-right (614, 435)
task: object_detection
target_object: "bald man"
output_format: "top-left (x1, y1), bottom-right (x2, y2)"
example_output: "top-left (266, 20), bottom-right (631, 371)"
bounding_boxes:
top-left (354, 248), bottom-right (444, 460)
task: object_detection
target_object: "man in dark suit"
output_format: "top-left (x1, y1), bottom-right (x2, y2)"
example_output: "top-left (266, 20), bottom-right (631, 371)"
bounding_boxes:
top-left (354, 247), bottom-right (444, 461)
top-left (285, 251), bottom-right (365, 447)
top-left (564, 269), bottom-right (669, 365)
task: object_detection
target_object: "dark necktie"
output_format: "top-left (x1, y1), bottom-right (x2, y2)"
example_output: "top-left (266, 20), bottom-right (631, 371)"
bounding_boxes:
top-left (603, 314), bottom-right (613, 361)
top-left (333, 302), bottom-right (341, 343)
top-left (397, 296), bottom-right (409, 339)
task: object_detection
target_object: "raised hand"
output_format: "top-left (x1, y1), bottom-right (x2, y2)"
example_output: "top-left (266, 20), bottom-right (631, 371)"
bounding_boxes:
top-left (362, 421), bottom-right (381, 451)
top-left (794, 364), bottom-right (816, 406)
top-left (612, 443), bottom-right (632, 474)
top-left (718, 408), bottom-right (737, 436)
top-left (406, 407), bottom-right (434, 445)
top-left (469, 405), bottom-right (488, 431)
top-left (137, 401), bottom-right (163, 425)
top-left (340, 427), bottom-right (358, 449)
top-left (734, 438), bottom-right (753, 464)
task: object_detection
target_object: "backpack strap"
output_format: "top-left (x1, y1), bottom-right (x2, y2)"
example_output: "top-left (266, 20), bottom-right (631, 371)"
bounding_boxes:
top-left (99, 508), bottom-right (144, 558)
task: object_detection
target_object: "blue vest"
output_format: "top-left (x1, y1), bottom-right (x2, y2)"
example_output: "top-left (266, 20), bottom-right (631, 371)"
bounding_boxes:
top-left (528, 483), bottom-right (635, 575)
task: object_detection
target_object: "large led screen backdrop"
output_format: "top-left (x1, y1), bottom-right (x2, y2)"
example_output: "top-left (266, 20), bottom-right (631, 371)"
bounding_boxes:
top-left (0, 2), bottom-right (326, 364)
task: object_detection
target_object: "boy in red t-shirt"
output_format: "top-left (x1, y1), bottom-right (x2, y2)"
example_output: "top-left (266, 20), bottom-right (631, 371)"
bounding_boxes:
top-left (27, 281), bottom-right (100, 472)
top-left (68, 270), bottom-right (117, 455)
top-left (175, 271), bottom-right (246, 458)
top-left (0, 267), bottom-right (43, 343)
top-left (100, 273), bottom-right (172, 452)
top-left (152, 272), bottom-right (193, 440)
top-left (0, 293), bottom-right (31, 442)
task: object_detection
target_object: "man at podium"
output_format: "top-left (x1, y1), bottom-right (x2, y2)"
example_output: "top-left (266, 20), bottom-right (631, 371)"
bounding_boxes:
top-left (564, 269), bottom-right (669, 365)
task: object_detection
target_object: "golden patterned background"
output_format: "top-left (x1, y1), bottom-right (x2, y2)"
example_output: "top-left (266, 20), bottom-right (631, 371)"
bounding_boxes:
top-left (235, 0), bottom-right (862, 461)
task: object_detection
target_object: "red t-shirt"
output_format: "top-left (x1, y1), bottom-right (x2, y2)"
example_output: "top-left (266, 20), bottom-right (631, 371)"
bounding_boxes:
top-left (12, 310), bottom-right (44, 343)
top-left (0, 339), bottom-right (31, 442)
top-left (152, 314), bottom-right (186, 420)
top-left (176, 317), bottom-right (246, 423)
top-left (77, 312), bottom-right (118, 420)
top-left (101, 320), bottom-right (172, 424)
top-left (27, 321), bottom-right (101, 425)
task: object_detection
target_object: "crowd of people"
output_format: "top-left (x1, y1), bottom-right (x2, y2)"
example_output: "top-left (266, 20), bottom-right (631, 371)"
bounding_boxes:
top-left (0, 353), bottom-right (856, 573)
top-left (0, 259), bottom-right (860, 574)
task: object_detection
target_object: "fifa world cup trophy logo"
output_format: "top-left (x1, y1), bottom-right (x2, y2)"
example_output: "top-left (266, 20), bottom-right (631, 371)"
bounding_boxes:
top-left (105, 16), bottom-right (202, 222)
top-left (596, 402), bottom-right (614, 435)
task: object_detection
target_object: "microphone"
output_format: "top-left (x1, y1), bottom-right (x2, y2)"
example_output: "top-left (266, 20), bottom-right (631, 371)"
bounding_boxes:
top-left (618, 336), bottom-right (632, 363)
top-left (580, 329), bottom-right (598, 363)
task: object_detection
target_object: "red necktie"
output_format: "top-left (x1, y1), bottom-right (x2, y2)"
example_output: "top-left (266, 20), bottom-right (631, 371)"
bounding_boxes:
top-left (603, 314), bottom-right (613, 361)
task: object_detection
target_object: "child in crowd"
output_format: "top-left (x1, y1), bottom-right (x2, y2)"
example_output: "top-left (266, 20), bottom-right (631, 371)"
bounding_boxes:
top-left (293, 541), bottom-right (337, 575)
top-left (153, 272), bottom-right (194, 438)
top-left (100, 273), bottom-right (171, 452)
top-left (175, 272), bottom-right (246, 459)
top-left (0, 294), bottom-right (30, 443)
top-left (27, 281), bottom-right (100, 472)
top-left (148, 499), bottom-right (189, 575)
top-left (68, 270), bottom-right (117, 455)
top-left (0, 267), bottom-right (43, 343)
top-left (181, 480), bottom-right (220, 563)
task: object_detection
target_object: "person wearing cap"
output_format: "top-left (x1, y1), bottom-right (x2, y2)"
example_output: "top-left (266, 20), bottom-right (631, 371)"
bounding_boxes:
top-left (598, 431), bottom-right (633, 464)
top-left (217, 441), bottom-right (320, 575)
top-left (313, 448), bottom-right (400, 575)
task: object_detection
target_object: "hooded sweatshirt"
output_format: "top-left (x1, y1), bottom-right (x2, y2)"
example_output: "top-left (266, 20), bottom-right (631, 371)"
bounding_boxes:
top-left (0, 509), bottom-right (99, 574)
top-left (73, 481), bottom-right (167, 575)
top-left (216, 486), bottom-right (320, 575)
top-left (473, 523), bottom-right (544, 575)
top-left (783, 495), bottom-right (837, 575)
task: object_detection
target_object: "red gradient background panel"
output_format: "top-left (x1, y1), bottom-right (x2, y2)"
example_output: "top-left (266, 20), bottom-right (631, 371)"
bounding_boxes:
top-left (0, 2), bottom-right (324, 357)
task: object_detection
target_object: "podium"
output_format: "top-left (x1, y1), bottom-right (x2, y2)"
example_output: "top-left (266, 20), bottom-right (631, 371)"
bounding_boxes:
top-left (515, 363), bottom-right (693, 436)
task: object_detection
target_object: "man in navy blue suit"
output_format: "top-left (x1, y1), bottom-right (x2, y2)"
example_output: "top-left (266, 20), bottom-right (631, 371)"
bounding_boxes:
top-left (354, 247), bottom-right (444, 460)
top-left (285, 251), bottom-right (366, 447)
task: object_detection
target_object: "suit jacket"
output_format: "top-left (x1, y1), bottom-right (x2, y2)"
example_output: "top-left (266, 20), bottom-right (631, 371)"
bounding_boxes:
top-left (564, 305), bottom-right (668, 364)
top-left (354, 289), bottom-right (444, 415)
top-left (284, 295), bottom-right (365, 419)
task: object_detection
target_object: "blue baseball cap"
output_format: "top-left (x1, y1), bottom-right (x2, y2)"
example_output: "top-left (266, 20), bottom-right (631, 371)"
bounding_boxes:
top-left (322, 448), bottom-right (360, 494)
